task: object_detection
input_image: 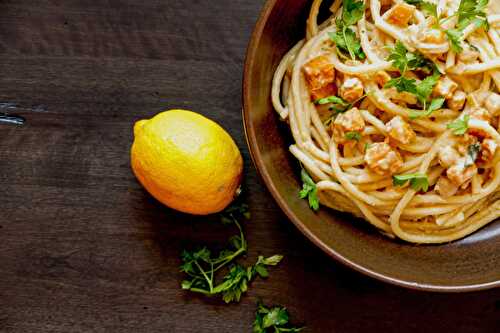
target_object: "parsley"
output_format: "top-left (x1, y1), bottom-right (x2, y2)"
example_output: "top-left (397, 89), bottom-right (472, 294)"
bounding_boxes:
top-left (299, 169), bottom-right (320, 211)
top-left (342, 0), bottom-right (365, 25)
top-left (387, 42), bottom-right (430, 74)
top-left (465, 143), bottom-right (481, 167)
top-left (253, 302), bottom-right (304, 333)
top-left (456, 0), bottom-right (489, 31)
top-left (446, 29), bottom-right (464, 53)
top-left (345, 131), bottom-right (362, 141)
top-left (393, 173), bottom-right (430, 192)
top-left (315, 95), bottom-right (348, 106)
top-left (438, 0), bottom-right (489, 54)
top-left (447, 115), bottom-right (470, 135)
top-left (420, 2), bottom-right (439, 20)
top-left (404, 0), bottom-right (441, 25)
top-left (415, 70), bottom-right (441, 107)
top-left (386, 44), bottom-right (442, 114)
top-left (322, 94), bottom-right (367, 126)
top-left (180, 203), bottom-right (283, 303)
top-left (330, 0), bottom-right (366, 60)
top-left (385, 76), bottom-right (417, 94)
top-left (409, 97), bottom-right (445, 119)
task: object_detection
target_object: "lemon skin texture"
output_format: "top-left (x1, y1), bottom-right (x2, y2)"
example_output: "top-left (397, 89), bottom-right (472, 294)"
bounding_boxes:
top-left (131, 110), bottom-right (243, 215)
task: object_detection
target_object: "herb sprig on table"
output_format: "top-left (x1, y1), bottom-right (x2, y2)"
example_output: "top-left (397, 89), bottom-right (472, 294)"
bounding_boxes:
top-left (253, 302), bottom-right (304, 333)
top-left (180, 203), bottom-right (283, 303)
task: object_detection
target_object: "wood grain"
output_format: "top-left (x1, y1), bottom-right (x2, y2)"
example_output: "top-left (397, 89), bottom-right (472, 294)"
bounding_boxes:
top-left (0, 1), bottom-right (498, 332)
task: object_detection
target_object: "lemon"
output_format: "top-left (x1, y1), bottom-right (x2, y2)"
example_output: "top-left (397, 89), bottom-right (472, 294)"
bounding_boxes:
top-left (131, 110), bottom-right (243, 215)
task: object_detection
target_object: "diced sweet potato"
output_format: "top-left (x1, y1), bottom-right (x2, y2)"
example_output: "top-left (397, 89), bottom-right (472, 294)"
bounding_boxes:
top-left (387, 3), bottom-right (415, 26)
top-left (303, 55), bottom-right (336, 101)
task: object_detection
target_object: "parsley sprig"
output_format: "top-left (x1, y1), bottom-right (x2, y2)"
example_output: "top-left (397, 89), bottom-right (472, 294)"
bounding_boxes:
top-left (253, 302), bottom-right (304, 333)
top-left (447, 115), bottom-right (470, 135)
top-left (299, 169), bottom-right (320, 211)
top-left (456, 0), bottom-right (489, 30)
top-left (318, 94), bottom-right (367, 126)
top-left (442, 0), bottom-right (489, 52)
top-left (315, 95), bottom-right (350, 116)
top-left (446, 29), bottom-right (464, 53)
top-left (409, 97), bottom-right (445, 119)
top-left (386, 42), bottom-right (431, 74)
top-left (330, 0), bottom-right (366, 60)
top-left (385, 42), bottom-right (443, 117)
top-left (404, 1), bottom-right (439, 22)
top-left (393, 173), bottom-right (430, 192)
top-left (180, 203), bottom-right (283, 303)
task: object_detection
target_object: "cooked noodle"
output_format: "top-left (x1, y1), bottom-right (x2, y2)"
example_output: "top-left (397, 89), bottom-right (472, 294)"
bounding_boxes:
top-left (272, 0), bottom-right (500, 243)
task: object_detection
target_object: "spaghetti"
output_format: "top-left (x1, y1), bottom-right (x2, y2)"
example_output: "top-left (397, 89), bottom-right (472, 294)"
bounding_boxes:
top-left (272, 0), bottom-right (500, 243)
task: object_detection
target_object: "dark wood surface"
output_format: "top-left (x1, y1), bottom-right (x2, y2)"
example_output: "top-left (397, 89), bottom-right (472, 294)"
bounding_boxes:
top-left (0, 1), bottom-right (498, 332)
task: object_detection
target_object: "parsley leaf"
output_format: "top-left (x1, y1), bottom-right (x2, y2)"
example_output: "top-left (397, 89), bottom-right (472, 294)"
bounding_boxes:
top-left (329, 25), bottom-right (365, 60)
top-left (299, 169), bottom-right (320, 211)
top-left (180, 203), bottom-right (283, 303)
top-left (465, 143), bottom-right (481, 167)
top-left (387, 42), bottom-right (430, 74)
top-left (330, 0), bottom-right (366, 60)
top-left (446, 29), bottom-right (464, 53)
top-left (415, 70), bottom-right (441, 105)
top-left (342, 0), bottom-right (365, 26)
top-left (456, 0), bottom-right (489, 31)
top-left (447, 115), bottom-right (470, 135)
top-left (315, 95), bottom-right (348, 106)
top-left (253, 302), bottom-right (304, 333)
top-left (345, 131), bottom-right (362, 141)
top-left (385, 44), bottom-right (442, 114)
top-left (420, 2), bottom-right (438, 20)
top-left (393, 173), bottom-right (430, 192)
top-left (409, 97), bottom-right (445, 119)
top-left (385, 76), bottom-right (417, 94)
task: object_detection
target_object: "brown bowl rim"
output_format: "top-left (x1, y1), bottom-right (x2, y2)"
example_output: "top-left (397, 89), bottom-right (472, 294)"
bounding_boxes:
top-left (242, 0), bottom-right (500, 292)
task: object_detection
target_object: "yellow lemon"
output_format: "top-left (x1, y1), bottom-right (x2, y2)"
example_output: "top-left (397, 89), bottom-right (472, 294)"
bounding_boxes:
top-left (131, 110), bottom-right (243, 215)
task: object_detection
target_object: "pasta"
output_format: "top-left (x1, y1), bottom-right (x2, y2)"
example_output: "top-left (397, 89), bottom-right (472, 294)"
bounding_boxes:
top-left (271, 0), bottom-right (500, 243)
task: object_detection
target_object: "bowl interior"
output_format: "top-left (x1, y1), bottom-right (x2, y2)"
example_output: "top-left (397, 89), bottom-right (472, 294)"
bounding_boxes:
top-left (243, 0), bottom-right (500, 291)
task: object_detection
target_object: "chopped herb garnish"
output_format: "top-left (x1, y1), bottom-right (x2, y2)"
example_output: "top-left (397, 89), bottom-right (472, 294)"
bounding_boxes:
top-left (385, 44), bottom-right (442, 114)
top-left (385, 76), bottom-right (417, 94)
top-left (465, 143), bottom-right (481, 167)
top-left (409, 97), bottom-right (445, 119)
top-left (446, 29), bottom-right (464, 53)
top-left (321, 94), bottom-right (366, 126)
top-left (393, 173), bottom-right (430, 192)
top-left (345, 131), bottom-right (362, 141)
top-left (387, 42), bottom-right (430, 74)
top-left (299, 169), bottom-right (320, 211)
top-left (420, 2), bottom-right (439, 21)
top-left (447, 115), bottom-right (470, 135)
top-left (315, 95), bottom-right (348, 106)
top-left (330, 0), bottom-right (366, 60)
top-left (415, 71), bottom-right (440, 104)
top-left (456, 0), bottom-right (489, 31)
top-left (180, 203), bottom-right (283, 303)
top-left (253, 302), bottom-right (304, 333)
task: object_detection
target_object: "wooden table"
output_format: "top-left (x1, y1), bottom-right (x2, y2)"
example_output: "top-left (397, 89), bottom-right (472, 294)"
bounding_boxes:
top-left (0, 1), bottom-right (498, 332)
